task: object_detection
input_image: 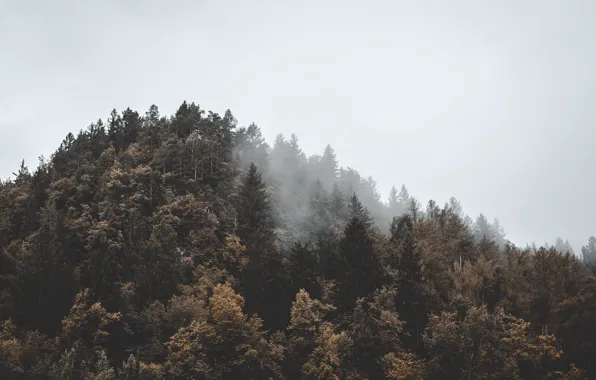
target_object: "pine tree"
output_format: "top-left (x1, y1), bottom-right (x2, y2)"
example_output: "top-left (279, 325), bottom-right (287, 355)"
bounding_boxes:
top-left (234, 123), bottom-right (269, 172)
top-left (285, 289), bottom-right (335, 380)
top-left (121, 108), bottom-right (141, 149)
top-left (308, 179), bottom-right (330, 236)
top-left (474, 213), bottom-right (493, 243)
top-left (335, 201), bottom-right (385, 312)
top-left (348, 193), bottom-right (372, 229)
top-left (349, 286), bottom-right (404, 378)
top-left (490, 218), bottom-right (507, 251)
top-left (328, 182), bottom-right (346, 222)
top-left (236, 163), bottom-right (275, 248)
top-left (397, 184), bottom-right (410, 205)
top-left (289, 242), bottom-right (322, 300)
top-left (426, 200), bottom-right (440, 220)
top-left (408, 198), bottom-right (422, 222)
top-left (320, 144), bottom-right (339, 189)
top-left (166, 283), bottom-right (284, 379)
top-left (108, 109), bottom-right (124, 152)
top-left (581, 237), bottom-right (596, 264)
top-left (236, 163), bottom-right (289, 330)
top-left (388, 185), bottom-right (404, 218)
top-left (171, 101), bottom-right (202, 138)
top-left (390, 214), bottom-right (431, 350)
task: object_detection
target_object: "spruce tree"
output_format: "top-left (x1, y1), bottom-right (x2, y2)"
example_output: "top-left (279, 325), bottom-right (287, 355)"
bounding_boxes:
top-left (236, 163), bottom-right (275, 249)
top-left (328, 182), bottom-right (346, 221)
top-left (236, 162), bottom-right (289, 330)
top-left (348, 193), bottom-right (372, 229)
top-left (388, 185), bottom-right (403, 218)
top-left (390, 214), bottom-right (431, 351)
top-left (582, 236), bottom-right (596, 264)
top-left (397, 184), bottom-right (410, 205)
top-left (107, 109), bottom-right (124, 152)
top-left (308, 179), bottom-right (330, 236)
top-left (289, 242), bottom-right (322, 300)
top-left (335, 195), bottom-right (385, 312)
top-left (320, 144), bottom-right (339, 189)
top-left (473, 213), bottom-right (493, 243)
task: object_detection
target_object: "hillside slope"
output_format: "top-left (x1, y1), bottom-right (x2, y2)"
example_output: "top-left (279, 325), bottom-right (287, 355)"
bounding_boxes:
top-left (0, 102), bottom-right (594, 379)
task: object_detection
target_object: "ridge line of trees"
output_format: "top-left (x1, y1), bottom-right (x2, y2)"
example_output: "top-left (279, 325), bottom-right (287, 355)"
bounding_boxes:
top-left (0, 101), bottom-right (594, 379)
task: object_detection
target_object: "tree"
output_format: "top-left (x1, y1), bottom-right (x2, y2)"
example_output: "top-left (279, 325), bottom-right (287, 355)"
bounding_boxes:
top-left (236, 163), bottom-right (274, 247)
top-left (490, 218), bottom-right (507, 250)
top-left (388, 185), bottom-right (409, 219)
top-left (166, 283), bottom-right (284, 379)
top-left (581, 236), bottom-right (596, 264)
top-left (390, 214), bottom-right (432, 350)
top-left (348, 286), bottom-right (404, 378)
top-left (236, 163), bottom-right (289, 330)
top-left (308, 179), bottom-right (331, 235)
top-left (335, 201), bottom-right (385, 312)
top-left (319, 145), bottom-right (339, 189)
top-left (328, 182), bottom-right (346, 222)
top-left (474, 213), bottom-right (493, 243)
top-left (424, 305), bottom-right (562, 380)
top-left (285, 290), bottom-right (335, 379)
top-left (300, 323), bottom-right (355, 379)
top-left (289, 242), bottom-right (323, 300)
top-left (556, 276), bottom-right (596, 378)
top-left (397, 185), bottom-right (410, 205)
top-left (233, 123), bottom-right (269, 172)
top-left (347, 193), bottom-right (372, 229)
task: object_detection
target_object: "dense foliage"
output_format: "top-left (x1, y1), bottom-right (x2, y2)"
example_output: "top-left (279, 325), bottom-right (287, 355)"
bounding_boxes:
top-left (1, 102), bottom-right (594, 379)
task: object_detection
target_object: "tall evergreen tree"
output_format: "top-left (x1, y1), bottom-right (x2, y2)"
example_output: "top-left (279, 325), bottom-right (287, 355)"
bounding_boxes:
top-left (397, 184), bottom-right (410, 205)
top-left (328, 182), bottom-right (346, 222)
top-left (388, 185), bottom-right (407, 218)
top-left (490, 217), bottom-right (507, 250)
top-left (581, 236), bottom-right (596, 264)
top-left (390, 214), bottom-right (432, 350)
top-left (348, 193), bottom-right (372, 229)
top-left (289, 242), bottom-right (322, 300)
top-left (236, 163), bottom-right (289, 330)
top-left (320, 144), bottom-right (339, 189)
top-left (335, 196), bottom-right (385, 312)
top-left (474, 213), bottom-right (493, 243)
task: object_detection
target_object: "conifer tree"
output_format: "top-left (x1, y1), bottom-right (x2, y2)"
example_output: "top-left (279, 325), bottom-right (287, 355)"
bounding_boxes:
top-left (581, 236), bottom-right (596, 264)
top-left (289, 242), bottom-right (322, 300)
top-left (397, 184), bottom-right (410, 205)
top-left (390, 214), bottom-right (432, 350)
top-left (474, 213), bottom-right (493, 243)
top-left (328, 182), bottom-right (346, 222)
top-left (236, 163), bottom-right (289, 330)
top-left (348, 193), bottom-right (372, 229)
top-left (121, 108), bottom-right (141, 149)
top-left (335, 195), bottom-right (385, 312)
top-left (108, 109), bottom-right (124, 152)
top-left (166, 283), bottom-right (284, 379)
top-left (320, 144), bottom-right (339, 189)
top-left (286, 289), bottom-right (335, 379)
top-left (388, 185), bottom-right (404, 218)
top-left (349, 286), bottom-right (404, 378)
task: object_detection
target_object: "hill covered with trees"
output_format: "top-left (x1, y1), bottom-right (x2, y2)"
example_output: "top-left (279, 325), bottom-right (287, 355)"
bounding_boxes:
top-left (1, 102), bottom-right (595, 379)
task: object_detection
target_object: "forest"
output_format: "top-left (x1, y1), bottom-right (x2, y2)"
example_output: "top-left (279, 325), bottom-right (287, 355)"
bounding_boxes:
top-left (1, 101), bottom-right (595, 379)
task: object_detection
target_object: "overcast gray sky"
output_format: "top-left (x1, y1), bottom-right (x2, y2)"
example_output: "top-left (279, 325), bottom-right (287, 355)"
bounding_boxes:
top-left (1, 0), bottom-right (595, 251)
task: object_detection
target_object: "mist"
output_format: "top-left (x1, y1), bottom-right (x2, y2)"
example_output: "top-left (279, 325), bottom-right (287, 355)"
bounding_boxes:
top-left (2, 0), bottom-right (596, 253)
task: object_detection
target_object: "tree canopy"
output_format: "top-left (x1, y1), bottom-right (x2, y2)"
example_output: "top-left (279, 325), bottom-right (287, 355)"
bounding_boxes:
top-left (0, 102), bottom-right (593, 379)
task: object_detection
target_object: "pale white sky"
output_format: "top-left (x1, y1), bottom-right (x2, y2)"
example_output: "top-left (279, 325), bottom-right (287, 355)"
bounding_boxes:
top-left (1, 0), bottom-right (595, 251)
